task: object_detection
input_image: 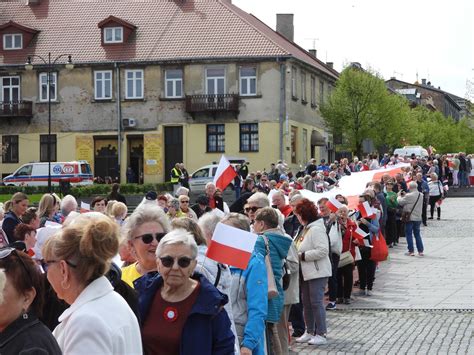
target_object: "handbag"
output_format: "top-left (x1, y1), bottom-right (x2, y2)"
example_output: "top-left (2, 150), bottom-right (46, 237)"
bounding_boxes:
top-left (370, 231), bottom-right (389, 262)
top-left (263, 235), bottom-right (278, 299)
top-left (401, 193), bottom-right (420, 223)
top-left (338, 234), bottom-right (354, 268)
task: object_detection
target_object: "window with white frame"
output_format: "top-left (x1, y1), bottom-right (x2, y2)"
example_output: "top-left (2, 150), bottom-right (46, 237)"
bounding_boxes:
top-left (104, 27), bottom-right (123, 43)
top-left (94, 71), bottom-right (113, 100)
top-left (3, 34), bottom-right (22, 50)
top-left (240, 67), bottom-right (257, 96)
top-left (301, 71), bottom-right (307, 103)
top-left (165, 69), bottom-right (183, 98)
top-left (291, 66), bottom-right (297, 98)
top-left (39, 73), bottom-right (57, 102)
top-left (125, 69), bottom-right (144, 99)
top-left (206, 68), bottom-right (225, 95)
top-left (310, 76), bottom-right (316, 107)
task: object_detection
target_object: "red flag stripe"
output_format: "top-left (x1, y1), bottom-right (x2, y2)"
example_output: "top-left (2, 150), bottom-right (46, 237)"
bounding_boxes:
top-left (215, 165), bottom-right (237, 191)
top-left (206, 240), bottom-right (252, 270)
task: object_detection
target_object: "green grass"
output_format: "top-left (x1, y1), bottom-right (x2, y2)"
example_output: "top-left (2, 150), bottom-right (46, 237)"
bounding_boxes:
top-left (0, 194), bottom-right (43, 204)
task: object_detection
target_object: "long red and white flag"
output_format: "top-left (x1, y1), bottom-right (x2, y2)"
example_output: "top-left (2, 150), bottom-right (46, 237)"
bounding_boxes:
top-left (326, 196), bottom-right (344, 213)
top-left (213, 155), bottom-right (237, 191)
top-left (206, 222), bottom-right (258, 270)
top-left (357, 201), bottom-right (375, 219)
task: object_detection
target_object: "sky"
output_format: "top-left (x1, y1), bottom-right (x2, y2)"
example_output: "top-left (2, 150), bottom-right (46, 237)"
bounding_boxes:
top-left (233, 0), bottom-right (474, 99)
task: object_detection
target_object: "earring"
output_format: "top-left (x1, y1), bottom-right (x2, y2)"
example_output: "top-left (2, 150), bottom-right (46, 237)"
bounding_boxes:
top-left (22, 309), bottom-right (28, 320)
top-left (61, 279), bottom-right (70, 290)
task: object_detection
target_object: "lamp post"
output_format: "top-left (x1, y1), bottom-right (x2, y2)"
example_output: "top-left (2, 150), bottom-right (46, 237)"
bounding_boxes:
top-left (25, 53), bottom-right (73, 193)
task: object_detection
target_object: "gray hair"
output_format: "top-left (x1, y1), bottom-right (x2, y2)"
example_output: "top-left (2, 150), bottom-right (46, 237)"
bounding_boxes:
top-left (125, 205), bottom-right (170, 241)
top-left (408, 181), bottom-right (418, 190)
top-left (431, 173), bottom-right (438, 180)
top-left (175, 186), bottom-right (189, 197)
top-left (168, 198), bottom-right (180, 210)
top-left (247, 192), bottom-right (270, 208)
top-left (221, 212), bottom-right (251, 232)
top-left (156, 229), bottom-right (198, 259)
top-left (205, 182), bottom-right (216, 190)
top-left (289, 193), bottom-right (304, 204)
top-left (198, 212), bottom-right (222, 240)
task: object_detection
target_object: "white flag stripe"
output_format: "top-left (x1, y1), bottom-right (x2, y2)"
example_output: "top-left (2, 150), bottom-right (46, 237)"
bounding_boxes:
top-left (213, 155), bottom-right (231, 185)
top-left (212, 223), bottom-right (258, 253)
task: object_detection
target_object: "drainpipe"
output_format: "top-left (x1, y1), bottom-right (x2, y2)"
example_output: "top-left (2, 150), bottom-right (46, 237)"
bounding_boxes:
top-left (279, 60), bottom-right (286, 161)
top-left (115, 62), bottom-right (122, 182)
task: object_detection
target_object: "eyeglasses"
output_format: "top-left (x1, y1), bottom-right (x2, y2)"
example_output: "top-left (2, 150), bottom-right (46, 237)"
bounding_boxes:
top-left (244, 206), bottom-right (260, 213)
top-left (44, 259), bottom-right (78, 268)
top-left (180, 200), bottom-right (190, 203)
top-left (0, 247), bottom-right (33, 283)
top-left (134, 233), bottom-right (167, 244)
top-left (159, 256), bottom-right (193, 268)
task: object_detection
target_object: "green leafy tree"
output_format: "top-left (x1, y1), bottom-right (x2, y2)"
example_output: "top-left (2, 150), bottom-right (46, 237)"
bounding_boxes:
top-left (321, 66), bottom-right (409, 157)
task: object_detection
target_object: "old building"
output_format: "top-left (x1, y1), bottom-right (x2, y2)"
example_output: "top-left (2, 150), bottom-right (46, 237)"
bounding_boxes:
top-left (0, 0), bottom-right (337, 183)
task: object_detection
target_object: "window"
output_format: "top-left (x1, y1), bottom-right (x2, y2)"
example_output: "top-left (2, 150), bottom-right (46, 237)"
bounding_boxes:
top-left (291, 126), bottom-right (297, 164)
top-left (192, 168), bottom-right (209, 178)
top-left (206, 68), bottom-right (225, 95)
top-left (40, 134), bottom-right (57, 162)
top-left (15, 165), bottom-right (32, 176)
top-left (2, 135), bottom-right (18, 163)
top-left (207, 124), bottom-right (225, 152)
top-left (240, 123), bottom-right (259, 152)
top-left (104, 27), bottom-right (123, 43)
top-left (291, 66), bottom-right (297, 98)
top-left (39, 73), bottom-right (57, 102)
top-left (94, 71), bottom-right (112, 100)
top-left (125, 69), bottom-right (144, 99)
top-left (240, 67), bottom-right (257, 96)
top-left (3, 34), bottom-right (22, 50)
top-left (165, 69), bottom-right (183, 98)
top-left (310, 76), bottom-right (316, 107)
top-left (1, 76), bottom-right (20, 102)
top-left (319, 80), bottom-right (325, 105)
top-left (301, 71), bottom-right (307, 103)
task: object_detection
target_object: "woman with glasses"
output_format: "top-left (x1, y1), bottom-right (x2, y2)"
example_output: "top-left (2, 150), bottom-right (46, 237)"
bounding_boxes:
top-left (135, 229), bottom-right (235, 354)
top-left (121, 205), bottom-right (171, 288)
top-left (0, 247), bottom-right (61, 354)
top-left (167, 198), bottom-right (186, 221)
top-left (42, 214), bottom-right (142, 354)
top-left (178, 195), bottom-right (197, 221)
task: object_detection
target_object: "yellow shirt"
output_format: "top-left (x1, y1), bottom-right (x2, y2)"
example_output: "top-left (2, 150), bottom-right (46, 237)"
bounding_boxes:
top-left (121, 262), bottom-right (142, 289)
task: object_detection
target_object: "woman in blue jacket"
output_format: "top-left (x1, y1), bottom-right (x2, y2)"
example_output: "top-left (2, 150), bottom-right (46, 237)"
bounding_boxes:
top-left (135, 229), bottom-right (235, 355)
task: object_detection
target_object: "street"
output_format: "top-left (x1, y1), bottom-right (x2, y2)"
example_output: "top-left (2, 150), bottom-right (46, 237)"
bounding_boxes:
top-left (291, 197), bottom-right (474, 354)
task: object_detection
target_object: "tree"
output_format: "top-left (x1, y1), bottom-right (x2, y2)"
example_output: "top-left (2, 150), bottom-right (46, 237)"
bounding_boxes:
top-left (321, 66), bottom-right (409, 157)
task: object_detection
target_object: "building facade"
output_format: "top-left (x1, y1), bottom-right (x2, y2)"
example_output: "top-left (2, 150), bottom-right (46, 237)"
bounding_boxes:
top-left (0, 0), bottom-right (337, 183)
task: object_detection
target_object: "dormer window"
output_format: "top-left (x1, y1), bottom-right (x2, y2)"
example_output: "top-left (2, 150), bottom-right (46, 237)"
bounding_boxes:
top-left (104, 27), bottom-right (123, 44)
top-left (3, 33), bottom-right (22, 50)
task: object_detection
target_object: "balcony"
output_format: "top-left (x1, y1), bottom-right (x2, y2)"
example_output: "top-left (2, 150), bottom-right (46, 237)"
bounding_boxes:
top-left (185, 94), bottom-right (239, 119)
top-left (0, 101), bottom-right (33, 122)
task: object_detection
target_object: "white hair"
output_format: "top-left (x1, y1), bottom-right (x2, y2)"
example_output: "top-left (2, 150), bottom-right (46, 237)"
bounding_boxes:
top-left (156, 229), bottom-right (198, 259)
top-left (408, 181), bottom-right (418, 190)
top-left (247, 192), bottom-right (270, 208)
top-left (175, 186), bottom-right (189, 197)
top-left (60, 195), bottom-right (78, 216)
top-left (198, 212), bottom-right (222, 240)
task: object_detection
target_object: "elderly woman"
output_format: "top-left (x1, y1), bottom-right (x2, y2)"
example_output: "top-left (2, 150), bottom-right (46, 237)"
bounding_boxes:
top-left (2, 192), bottom-right (29, 242)
top-left (178, 195), bottom-right (198, 221)
top-left (109, 202), bottom-right (128, 226)
top-left (293, 198), bottom-right (331, 346)
top-left (0, 248), bottom-right (61, 354)
top-left (38, 194), bottom-right (57, 227)
top-left (42, 215), bottom-right (142, 354)
top-left (244, 192), bottom-right (270, 226)
top-left (167, 198), bottom-right (186, 220)
top-left (428, 173), bottom-right (444, 220)
top-left (135, 229), bottom-right (235, 354)
top-left (122, 205), bottom-right (171, 288)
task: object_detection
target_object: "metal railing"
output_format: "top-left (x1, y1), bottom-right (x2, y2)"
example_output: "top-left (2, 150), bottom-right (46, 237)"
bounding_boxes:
top-left (185, 94), bottom-right (239, 113)
top-left (0, 101), bottom-right (33, 118)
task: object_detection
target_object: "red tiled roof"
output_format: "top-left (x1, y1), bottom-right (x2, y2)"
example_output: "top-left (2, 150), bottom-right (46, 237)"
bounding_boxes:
top-left (0, 0), bottom-right (337, 78)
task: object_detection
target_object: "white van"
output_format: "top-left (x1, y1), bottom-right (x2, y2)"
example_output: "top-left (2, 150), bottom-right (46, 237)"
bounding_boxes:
top-left (393, 146), bottom-right (429, 158)
top-left (2, 161), bottom-right (93, 186)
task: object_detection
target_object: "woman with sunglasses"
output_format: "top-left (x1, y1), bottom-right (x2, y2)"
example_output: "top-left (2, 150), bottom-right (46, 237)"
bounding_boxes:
top-left (178, 195), bottom-right (198, 221)
top-left (42, 215), bottom-right (142, 354)
top-left (135, 229), bottom-right (235, 355)
top-left (122, 205), bottom-right (171, 288)
top-left (0, 247), bottom-right (61, 354)
top-left (2, 192), bottom-right (29, 242)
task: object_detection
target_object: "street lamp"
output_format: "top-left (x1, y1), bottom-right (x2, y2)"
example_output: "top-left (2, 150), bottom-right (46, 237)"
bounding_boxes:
top-left (25, 53), bottom-right (73, 193)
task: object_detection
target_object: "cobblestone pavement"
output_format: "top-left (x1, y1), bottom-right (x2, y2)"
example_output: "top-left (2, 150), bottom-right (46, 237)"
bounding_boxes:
top-left (291, 198), bottom-right (474, 354)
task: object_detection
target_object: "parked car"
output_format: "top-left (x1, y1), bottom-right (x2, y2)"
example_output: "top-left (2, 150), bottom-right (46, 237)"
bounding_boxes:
top-left (188, 157), bottom-right (246, 193)
top-left (2, 161), bottom-right (93, 187)
top-left (393, 146), bottom-right (429, 158)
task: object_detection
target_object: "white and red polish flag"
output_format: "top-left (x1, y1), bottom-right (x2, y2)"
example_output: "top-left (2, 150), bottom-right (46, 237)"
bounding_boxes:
top-left (326, 196), bottom-right (344, 213)
top-left (213, 155), bottom-right (238, 192)
top-left (352, 226), bottom-right (369, 240)
top-left (206, 222), bottom-right (258, 270)
top-left (80, 202), bottom-right (91, 213)
top-left (357, 201), bottom-right (375, 219)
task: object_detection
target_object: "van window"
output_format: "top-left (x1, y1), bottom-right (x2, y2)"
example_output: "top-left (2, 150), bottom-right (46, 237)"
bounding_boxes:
top-left (81, 164), bottom-right (91, 174)
top-left (211, 167), bottom-right (217, 177)
top-left (15, 165), bottom-right (32, 176)
top-left (193, 169), bottom-right (209, 178)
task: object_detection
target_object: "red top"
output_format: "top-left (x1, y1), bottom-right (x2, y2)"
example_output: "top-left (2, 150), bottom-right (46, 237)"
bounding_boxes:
top-left (279, 204), bottom-right (293, 218)
top-left (208, 197), bottom-right (216, 209)
top-left (142, 283), bottom-right (201, 355)
top-left (341, 220), bottom-right (359, 258)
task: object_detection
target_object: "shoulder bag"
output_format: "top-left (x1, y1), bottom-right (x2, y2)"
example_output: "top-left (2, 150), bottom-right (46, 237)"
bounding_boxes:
top-left (338, 233), bottom-right (354, 268)
top-left (262, 235), bottom-right (279, 299)
top-left (401, 193), bottom-right (420, 223)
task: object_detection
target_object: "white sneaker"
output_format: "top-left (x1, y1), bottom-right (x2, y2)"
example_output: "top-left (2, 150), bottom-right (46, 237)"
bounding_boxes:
top-left (295, 332), bottom-right (313, 343)
top-left (308, 334), bottom-right (327, 345)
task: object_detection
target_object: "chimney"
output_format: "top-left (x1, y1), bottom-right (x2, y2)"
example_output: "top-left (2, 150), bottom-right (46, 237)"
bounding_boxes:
top-left (326, 62), bottom-right (333, 68)
top-left (276, 14), bottom-right (294, 42)
top-left (421, 78), bottom-right (426, 85)
top-left (309, 49), bottom-right (317, 58)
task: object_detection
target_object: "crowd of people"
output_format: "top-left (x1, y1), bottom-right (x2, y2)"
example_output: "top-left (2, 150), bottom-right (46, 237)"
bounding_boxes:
top-left (0, 151), bottom-right (471, 354)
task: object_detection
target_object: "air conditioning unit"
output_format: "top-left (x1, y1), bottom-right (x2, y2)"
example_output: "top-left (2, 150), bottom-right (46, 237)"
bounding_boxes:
top-left (122, 118), bottom-right (137, 128)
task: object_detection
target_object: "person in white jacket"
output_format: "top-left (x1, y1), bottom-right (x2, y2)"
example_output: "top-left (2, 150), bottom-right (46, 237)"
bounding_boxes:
top-left (42, 214), bottom-right (142, 355)
top-left (293, 198), bottom-right (332, 346)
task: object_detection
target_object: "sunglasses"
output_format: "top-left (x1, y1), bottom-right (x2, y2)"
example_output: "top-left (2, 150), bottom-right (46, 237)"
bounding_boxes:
top-left (180, 200), bottom-right (190, 203)
top-left (0, 247), bottom-right (33, 284)
top-left (244, 206), bottom-right (260, 213)
top-left (134, 232), bottom-right (167, 244)
top-left (159, 256), bottom-right (193, 268)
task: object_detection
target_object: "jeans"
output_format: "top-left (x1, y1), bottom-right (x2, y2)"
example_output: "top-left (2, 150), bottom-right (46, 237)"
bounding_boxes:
top-left (405, 221), bottom-right (424, 253)
top-left (235, 186), bottom-right (241, 199)
top-left (327, 253), bottom-right (340, 302)
top-left (301, 277), bottom-right (328, 336)
top-left (458, 170), bottom-right (468, 187)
